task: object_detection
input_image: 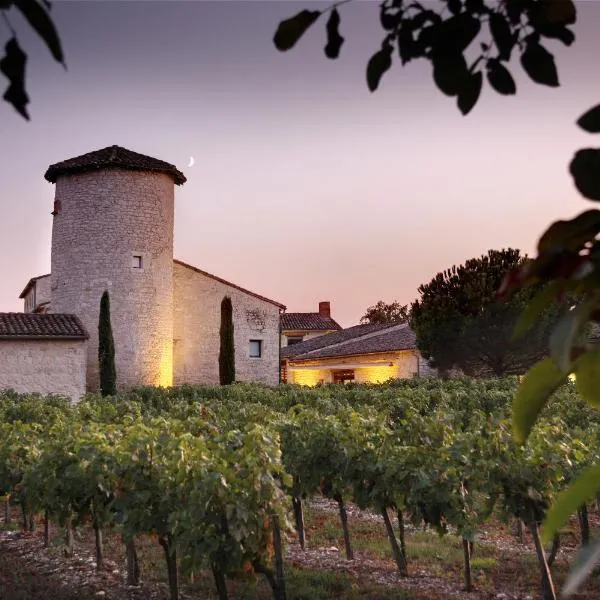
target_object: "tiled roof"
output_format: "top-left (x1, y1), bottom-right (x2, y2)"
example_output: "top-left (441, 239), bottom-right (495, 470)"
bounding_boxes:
top-left (281, 313), bottom-right (341, 331)
top-left (19, 274), bottom-right (50, 299)
top-left (0, 313), bottom-right (88, 339)
top-left (44, 145), bottom-right (187, 185)
top-left (174, 259), bottom-right (286, 310)
top-left (281, 322), bottom-right (396, 358)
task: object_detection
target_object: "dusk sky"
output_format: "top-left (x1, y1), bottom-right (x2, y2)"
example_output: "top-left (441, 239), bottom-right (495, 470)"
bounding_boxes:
top-left (1, 0), bottom-right (599, 326)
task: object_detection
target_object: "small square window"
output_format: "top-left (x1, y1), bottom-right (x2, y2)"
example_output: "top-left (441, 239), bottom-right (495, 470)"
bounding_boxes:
top-left (132, 255), bottom-right (143, 269)
top-left (249, 339), bottom-right (262, 358)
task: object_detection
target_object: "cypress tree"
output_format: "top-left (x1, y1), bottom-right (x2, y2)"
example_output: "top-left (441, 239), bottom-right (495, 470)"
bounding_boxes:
top-left (219, 296), bottom-right (235, 385)
top-left (98, 290), bottom-right (117, 396)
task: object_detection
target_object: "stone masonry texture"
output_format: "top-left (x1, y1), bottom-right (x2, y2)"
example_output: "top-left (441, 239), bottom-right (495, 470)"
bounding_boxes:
top-left (173, 262), bottom-right (281, 386)
top-left (50, 169), bottom-right (174, 392)
top-left (0, 339), bottom-right (87, 401)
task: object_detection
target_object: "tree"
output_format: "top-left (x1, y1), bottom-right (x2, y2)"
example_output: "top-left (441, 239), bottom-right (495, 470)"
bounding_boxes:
top-left (219, 296), bottom-right (235, 385)
top-left (360, 300), bottom-right (410, 325)
top-left (410, 249), bottom-right (563, 377)
top-left (98, 290), bottom-right (116, 396)
top-left (273, 0), bottom-right (577, 116)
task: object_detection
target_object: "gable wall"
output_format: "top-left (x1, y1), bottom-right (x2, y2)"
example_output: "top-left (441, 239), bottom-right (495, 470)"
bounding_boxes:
top-left (173, 262), bottom-right (281, 386)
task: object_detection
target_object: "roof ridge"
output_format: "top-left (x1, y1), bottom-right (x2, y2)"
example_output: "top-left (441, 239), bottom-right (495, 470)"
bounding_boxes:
top-left (174, 259), bottom-right (286, 310)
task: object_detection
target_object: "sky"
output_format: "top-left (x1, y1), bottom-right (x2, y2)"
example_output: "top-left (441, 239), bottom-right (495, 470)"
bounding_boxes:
top-left (0, 0), bottom-right (599, 327)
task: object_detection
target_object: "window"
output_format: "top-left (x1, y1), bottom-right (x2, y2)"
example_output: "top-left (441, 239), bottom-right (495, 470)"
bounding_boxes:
top-left (249, 339), bottom-right (262, 358)
top-left (333, 369), bottom-right (355, 384)
top-left (287, 336), bottom-right (303, 346)
top-left (132, 255), bottom-right (143, 269)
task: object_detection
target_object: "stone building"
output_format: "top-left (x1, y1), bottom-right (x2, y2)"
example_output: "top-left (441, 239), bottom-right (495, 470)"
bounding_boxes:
top-left (281, 322), bottom-right (436, 385)
top-left (280, 301), bottom-right (341, 347)
top-left (3, 145), bottom-right (285, 400)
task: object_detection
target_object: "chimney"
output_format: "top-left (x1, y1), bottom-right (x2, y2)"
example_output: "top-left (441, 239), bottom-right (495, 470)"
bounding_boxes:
top-left (319, 301), bottom-right (331, 318)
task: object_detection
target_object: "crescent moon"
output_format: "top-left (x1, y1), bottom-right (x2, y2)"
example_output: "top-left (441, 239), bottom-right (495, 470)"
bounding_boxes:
top-left (187, 156), bottom-right (195, 168)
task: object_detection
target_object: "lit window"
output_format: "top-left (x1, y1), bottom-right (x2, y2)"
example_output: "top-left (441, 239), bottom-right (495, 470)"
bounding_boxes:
top-left (287, 336), bottom-right (303, 346)
top-left (249, 339), bottom-right (262, 358)
top-left (132, 255), bottom-right (143, 269)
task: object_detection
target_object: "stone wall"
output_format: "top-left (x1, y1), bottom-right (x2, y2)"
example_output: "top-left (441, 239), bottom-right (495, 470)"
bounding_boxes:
top-left (173, 262), bottom-right (281, 386)
top-left (50, 170), bottom-right (174, 391)
top-left (280, 330), bottom-right (334, 347)
top-left (0, 339), bottom-right (87, 401)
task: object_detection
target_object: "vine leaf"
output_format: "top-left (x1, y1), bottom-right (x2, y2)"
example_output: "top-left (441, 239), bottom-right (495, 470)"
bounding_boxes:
top-left (542, 464), bottom-right (600, 545)
top-left (577, 104), bottom-right (600, 134)
top-left (512, 282), bottom-right (563, 341)
top-left (366, 43), bottom-right (393, 93)
top-left (486, 59), bottom-right (516, 95)
top-left (14, 0), bottom-right (65, 66)
top-left (457, 70), bottom-right (482, 116)
top-left (512, 357), bottom-right (567, 444)
top-left (0, 38), bottom-right (30, 120)
top-left (324, 8), bottom-right (344, 60)
top-left (273, 10), bottom-right (321, 52)
top-left (574, 348), bottom-right (600, 408)
top-left (433, 53), bottom-right (468, 97)
top-left (489, 12), bottom-right (514, 61)
top-left (569, 149), bottom-right (600, 202)
top-left (563, 541), bottom-right (600, 598)
top-left (520, 41), bottom-right (560, 87)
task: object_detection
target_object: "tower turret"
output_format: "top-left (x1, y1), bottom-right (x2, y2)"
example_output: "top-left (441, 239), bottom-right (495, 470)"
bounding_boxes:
top-left (45, 145), bottom-right (186, 391)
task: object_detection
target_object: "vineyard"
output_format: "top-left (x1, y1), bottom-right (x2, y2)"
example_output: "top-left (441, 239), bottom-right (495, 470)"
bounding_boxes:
top-left (0, 378), bottom-right (599, 600)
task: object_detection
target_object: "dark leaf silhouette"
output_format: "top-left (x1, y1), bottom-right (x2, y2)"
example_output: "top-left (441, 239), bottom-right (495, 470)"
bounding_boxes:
top-left (397, 25), bottom-right (414, 65)
top-left (520, 41), bottom-right (560, 87)
top-left (433, 52), bottom-right (468, 97)
top-left (538, 23), bottom-right (575, 46)
top-left (570, 149), bottom-right (600, 202)
top-left (324, 8), bottom-right (344, 59)
top-left (447, 0), bottom-right (462, 16)
top-left (577, 104), bottom-right (600, 134)
top-left (366, 43), bottom-right (393, 92)
top-left (489, 12), bottom-right (514, 61)
top-left (487, 59), bottom-right (516, 96)
top-left (379, 3), bottom-right (401, 31)
top-left (457, 70), bottom-right (482, 116)
top-left (542, 0), bottom-right (577, 25)
top-left (14, 0), bottom-right (65, 65)
top-left (0, 37), bottom-right (30, 120)
top-left (439, 14), bottom-right (481, 53)
top-left (273, 9), bottom-right (321, 52)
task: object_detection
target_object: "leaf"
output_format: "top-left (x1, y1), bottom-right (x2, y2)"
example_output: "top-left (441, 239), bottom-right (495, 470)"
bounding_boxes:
top-left (397, 25), bottom-right (415, 65)
top-left (512, 282), bottom-right (562, 341)
top-left (574, 349), bottom-right (600, 408)
top-left (486, 59), bottom-right (516, 95)
top-left (0, 38), bottom-right (30, 120)
top-left (273, 10), bottom-right (321, 52)
top-left (542, 465), bottom-right (600, 546)
top-left (538, 23), bottom-right (575, 47)
top-left (13, 0), bottom-right (64, 65)
top-left (563, 541), bottom-right (600, 597)
top-left (570, 149), bottom-right (600, 202)
top-left (549, 302), bottom-right (591, 373)
top-left (520, 41), bottom-right (559, 87)
top-left (542, 0), bottom-right (577, 26)
top-left (432, 52), bottom-right (468, 97)
top-left (324, 8), bottom-right (344, 60)
top-left (577, 104), bottom-right (600, 133)
top-left (538, 209), bottom-right (600, 252)
top-left (457, 70), bottom-right (482, 116)
top-left (512, 357), bottom-right (567, 444)
top-left (366, 43), bottom-right (393, 93)
top-left (489, 12), bottom-right (514, 61)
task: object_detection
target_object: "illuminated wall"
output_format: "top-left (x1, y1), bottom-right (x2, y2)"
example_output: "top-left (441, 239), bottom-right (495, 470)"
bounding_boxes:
top-left (289, 368), bottom-right (331, 386)
top-left (355, 364), bottom-right (399, 384)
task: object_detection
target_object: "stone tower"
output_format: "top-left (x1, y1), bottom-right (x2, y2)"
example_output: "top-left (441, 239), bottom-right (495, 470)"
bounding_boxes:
top-left (45, 145), bottom-right (187, 391)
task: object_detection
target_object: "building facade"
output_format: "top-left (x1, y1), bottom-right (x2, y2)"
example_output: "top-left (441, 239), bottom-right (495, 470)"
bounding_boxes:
top-left (2, 145), bottom-right (284, 399)
top-left (280, 301), bottom-right (341, 347)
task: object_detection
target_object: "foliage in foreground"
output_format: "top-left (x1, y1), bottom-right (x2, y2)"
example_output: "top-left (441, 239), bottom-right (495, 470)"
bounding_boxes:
top-left (1, 379), bottom-right (599, 600)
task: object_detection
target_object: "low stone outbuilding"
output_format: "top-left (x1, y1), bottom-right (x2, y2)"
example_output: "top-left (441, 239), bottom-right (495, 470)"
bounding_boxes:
top-left (281, 322), bottom-right (436, 385)
top-left (0, 313), bottom-right (88, 402)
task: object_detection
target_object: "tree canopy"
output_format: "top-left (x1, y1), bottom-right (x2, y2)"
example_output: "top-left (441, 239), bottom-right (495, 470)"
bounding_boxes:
top-left (360, 300), bottom-right (410, 325)
top-left (410, 249), bottom-right (564, 377)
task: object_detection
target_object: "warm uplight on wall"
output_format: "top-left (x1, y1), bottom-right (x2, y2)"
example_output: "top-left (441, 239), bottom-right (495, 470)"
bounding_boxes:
top-left (359, 365), bottom-right (397, 384)
top-left (156, 344), bottom-right (173, 387)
